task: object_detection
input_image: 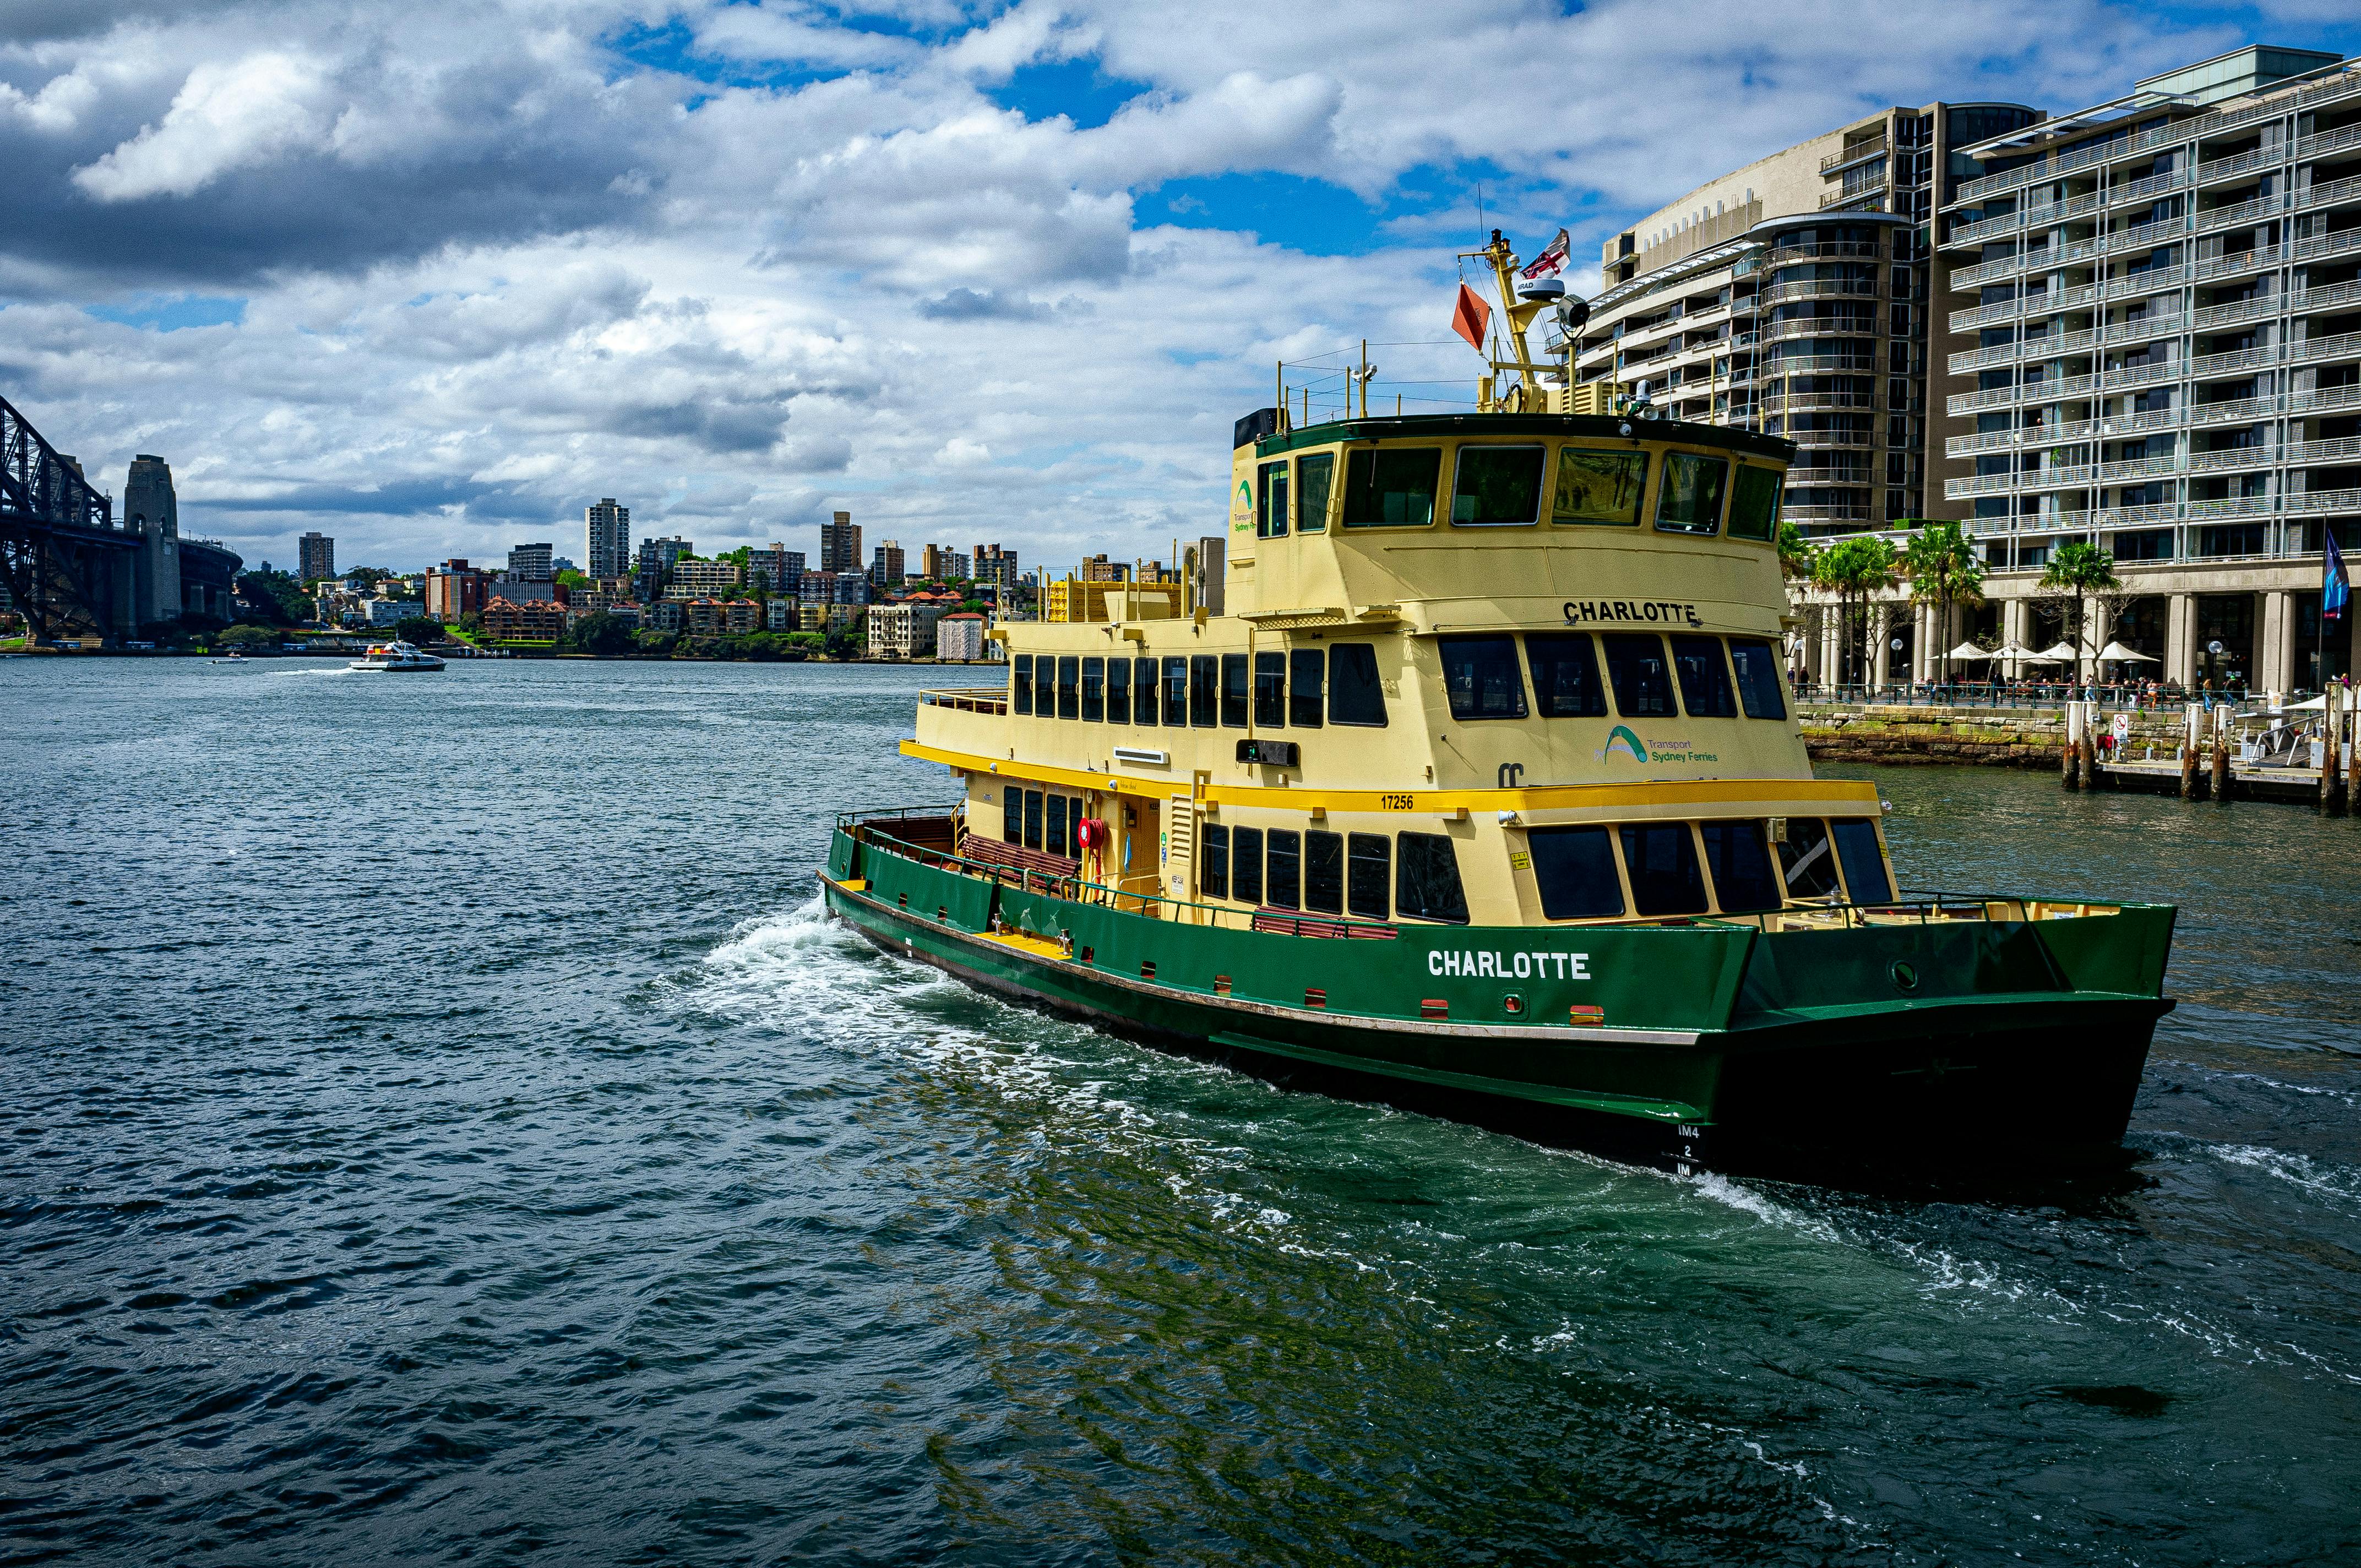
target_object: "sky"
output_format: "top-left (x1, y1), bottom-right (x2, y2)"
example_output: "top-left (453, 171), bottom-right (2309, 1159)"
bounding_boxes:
top-left (1, 1), bottom-right (2351, 577)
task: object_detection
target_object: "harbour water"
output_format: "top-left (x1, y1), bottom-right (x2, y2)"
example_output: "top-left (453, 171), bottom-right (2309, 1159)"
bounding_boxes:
top-left (4, 657), bottom-right (2358, 1565)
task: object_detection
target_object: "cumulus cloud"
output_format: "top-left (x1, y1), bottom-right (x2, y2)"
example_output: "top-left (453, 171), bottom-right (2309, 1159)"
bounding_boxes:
top-left (75, 50), bottom-right (334, 200)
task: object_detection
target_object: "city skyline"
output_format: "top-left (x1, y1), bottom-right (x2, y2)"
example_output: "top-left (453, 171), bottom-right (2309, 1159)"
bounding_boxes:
top-left (2, 2), bottom-right (2349, 573)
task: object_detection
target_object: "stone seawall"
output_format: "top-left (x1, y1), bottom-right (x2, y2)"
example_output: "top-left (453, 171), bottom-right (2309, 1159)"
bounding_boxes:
top-left (1798, 705), bottom-right (2190, 769)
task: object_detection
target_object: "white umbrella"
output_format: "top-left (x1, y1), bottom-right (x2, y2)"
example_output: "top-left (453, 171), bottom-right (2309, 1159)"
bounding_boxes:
top-left (2097, 641), bottom-right (2158, 663)
top-left (1987, 641), bottom-right (2039, 661)
top-left (2031, 642), bottom-right (2080, 662)
top-left (1946, 641), bottom-right (1996, 660)
top-left (2283, 694), bottom-right (2328, 711)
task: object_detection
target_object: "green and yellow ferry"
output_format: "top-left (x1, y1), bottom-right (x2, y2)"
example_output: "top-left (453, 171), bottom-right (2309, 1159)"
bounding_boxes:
top-left (822, 256), bottom-right (2175, 1174)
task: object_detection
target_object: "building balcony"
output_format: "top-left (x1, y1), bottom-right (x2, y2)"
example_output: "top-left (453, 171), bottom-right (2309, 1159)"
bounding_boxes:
top-left (2187, 444), bottom-right (2278, 475)
top-left (1818, 188), bottom-right (1889, 211)
top-left (2107, 167), bottom-right (2189, 208)
top-left (1757, 279), bottom-right (1883, 306)
top-left (2194, 192), bottom-right (2277, 235)
top-left (1819, 135), bottom-right (1887, 174)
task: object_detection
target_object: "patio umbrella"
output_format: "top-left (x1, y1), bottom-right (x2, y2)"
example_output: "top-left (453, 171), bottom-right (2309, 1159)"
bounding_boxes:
top-left (1986, 641), bottom-right (2039, 661)
top-left (1946, 641), bottom-right (1996, 660)
top-left (2031, 642), bottom-right (2080, 662)
top-left (2096, 641), bottom-right (2158, 663)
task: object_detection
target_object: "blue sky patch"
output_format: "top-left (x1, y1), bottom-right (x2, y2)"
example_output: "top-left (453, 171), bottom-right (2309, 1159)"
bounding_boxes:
top-left (987, 56), bottom-right (1153, 130)
top-left (86, 295), bottom-right (247, 332)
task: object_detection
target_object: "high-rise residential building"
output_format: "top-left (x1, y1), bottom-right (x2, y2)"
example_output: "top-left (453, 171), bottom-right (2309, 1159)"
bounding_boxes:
top-left (1574, 98), bottom-right (2040, 533)
top-left (798, 569), bottom-right (872, 606)
top-left (668, 558), bottom-right (742, 598)
top-left (425, 559), bottom-right (496, 623)
top-left (821, 511), bottom-right (862, 573)
top-left (1930, 45), bottom-right (2361, 692)
top-left (585, 499), bottom-right (630, 579)
top-left (508, 541), bottom-right (553, 581)
top-left (633, 535), bottom-right (692, 601)
top-left (1079, 554), bottom-right (1131, 582)
top-left (869, 540), bottom-right (905, 589)
top-left (972, 544), bottom-right (1019, 589)
top-left (744, 543), bottom-right (804, 596)
top-left (298, 531), bottom-right (335, 583)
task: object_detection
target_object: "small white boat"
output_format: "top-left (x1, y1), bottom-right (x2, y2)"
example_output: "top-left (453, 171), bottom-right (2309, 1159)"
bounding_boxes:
top-left (347, 640), bottom-right (446, 673)
top-left (209, 651), bottom-right (253, 665)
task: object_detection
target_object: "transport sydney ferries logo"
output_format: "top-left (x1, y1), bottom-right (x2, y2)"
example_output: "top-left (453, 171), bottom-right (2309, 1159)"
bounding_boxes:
top-left (1232, 479), bottom-right (1253, 535)
top-left (1600, 726), bottom-right (1647, 763)
top-left (1596, 725), bottom-right (1717, 766)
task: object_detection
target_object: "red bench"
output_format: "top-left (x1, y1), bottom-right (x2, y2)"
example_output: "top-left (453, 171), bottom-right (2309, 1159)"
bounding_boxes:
top-left (1250, 910), bottom-right (1397, 940)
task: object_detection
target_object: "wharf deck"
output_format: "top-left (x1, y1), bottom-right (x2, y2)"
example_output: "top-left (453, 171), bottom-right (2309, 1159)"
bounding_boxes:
top-left (2097, 756), bottom-right (2331, 803)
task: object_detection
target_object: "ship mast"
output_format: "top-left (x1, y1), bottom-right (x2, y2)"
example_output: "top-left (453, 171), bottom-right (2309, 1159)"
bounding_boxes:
top-left (1458, 228), bottom-right (1553, 410)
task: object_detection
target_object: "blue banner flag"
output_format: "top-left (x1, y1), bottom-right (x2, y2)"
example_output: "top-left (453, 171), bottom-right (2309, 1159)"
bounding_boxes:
top-left (2329, 530), bottom-right (2351, 622)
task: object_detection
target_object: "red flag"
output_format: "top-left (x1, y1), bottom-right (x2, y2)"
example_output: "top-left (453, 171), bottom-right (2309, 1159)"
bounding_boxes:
top-left (1451, 282), bottom-right (1492, 351)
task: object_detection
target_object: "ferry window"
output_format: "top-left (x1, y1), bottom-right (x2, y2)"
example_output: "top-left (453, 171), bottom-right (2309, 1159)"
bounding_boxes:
top-left (1728, 638), bottom-right (1787, 720)
top-left (1190, 655), bottom-right (1218, 727)
top-left (1134, 656), bottom-right (1160, 725)
top-left (1601, 633), bottom-right (1677, 717)
top-left (1305, 830), bottom-right (1345, 914)
top-left (1057, 655), bottom-right (1080, 719)
top-left (1024, 790), bottom-right (1043, 852)
top-left (1201, 823), bottom-right (1230, 899)
top-left (1451, 444), bottom-right (1545, 526)
top-left (1081, 657), bottom-right (1105, 722)
top-left (1669, 635), bottom-right (1736, 717)
top-left (1699, 820), bottom-right (1781, 913)
top-left (1298, 452), bottom-right (1334, 533)
top-left (1342, 447), bottom-right (1441, 527)
top-left (1266, 829), bottom-right (1302, 910)
top-left (1618, 823), bottom-right (1709, 917)
top-left (1046, 793), bottom-right (1070, 858)
top-left (1727, 464), bottom-right (1781, 541)
top-left (1221, 654), bottom-right (1249, 727)
top-left (1289, 649), bottom-right (1324, 727)
top-left (1348, 834), bottom-right (1390, 920)
top-left (1439, 634), bottom-right (1527, 720)
top-left (1258, 460), bottom-right (1291, 540)
top-left (1013, 654), bottom-right (1033, 715)
top-left (1233, 826), bottom-right (1265, 905)
top-left (1655, 451), bottom-right (1729, 535)
top-left (1831, 818), bottom-right (1894, 904)
top-left (1553, 448), bottom-right (1647, 525)
top-left (1254, 652), bottom-right (1287, 727)
top-left (1329, 643), bottom-right (1389, 727)
top-left (1525, 633), bottom-right (1608, 718)
top-left (1527, 826), bottom-right (1625, 920)
top-left (1776, 818), bottom-right (1840, 899)
top-left (1163, 657), bottom-right (1188, 727)
top-left (1003, 792), bottom-right (1022, 845)
top-left (1395, 833), bottom-right (1470, 925)
top-left (1107, 658), bottom-right (1130, 724)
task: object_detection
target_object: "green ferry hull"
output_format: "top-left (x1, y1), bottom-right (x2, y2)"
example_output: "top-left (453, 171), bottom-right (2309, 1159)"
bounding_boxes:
top-left (822, 828), bottom-right (2173, 1174)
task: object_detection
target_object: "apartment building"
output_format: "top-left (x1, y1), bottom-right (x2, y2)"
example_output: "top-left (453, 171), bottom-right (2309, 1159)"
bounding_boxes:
top-left (1576, 99), bottom-right (2038, 532)
top-left (972, 545), bottom-right (1019, 589)
top-left (867, 601), bottom-right (943, 657)
top-left (869, 541), bottom-right (906, 590)
top-left (298, 531), bottom-right (335, 582)
top-left (935, 612), bottom-right (989, 662)
top-left (667, 558), bottom-right (742, 598)
top-left (425, 559), bottom-right (494, 623)
top-left (1935, 45), bottom-right (2361, 689)
top-left (820, 511), bottom-right (862, 574)
top-left (585, 499), bottom-right (630, 580)
top-left (507, 542), bottom-right (553, 581)
top-left (745, 544), bottom-right (803, 596)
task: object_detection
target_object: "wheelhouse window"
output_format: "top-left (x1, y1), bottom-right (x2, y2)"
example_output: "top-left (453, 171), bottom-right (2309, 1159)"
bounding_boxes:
top-left (1527, 826), bottom-right (1624, 920)
top-left (1288, 648), bottom-right (1323, 727)
top-left (1395, 832), bottom-right (1469, 924)
top-left (1669, 635), bottom-right (1736, 717)
top-left (1189, 655), bottom-right (1217, 727)
top-left (1727, 464), bottom-right (1781, 541)
top-left (1699, 820), bottom-right (1781, 913)
top-left (1304, 830), bottom-right (1345, 914)
top-left (1655, 451), bottom-right (1729, 535)
top-left (1601, 633), bottom-right (1677, 716)
top-left (1081, 656), bottom-right (1105, 722)
top-left (1775, 817), bottom-right (1840, 899)
top-left (1266, 829), bottom-right (1302, 910)
top-left (1254, 652), bottom-right (1286, 727)
top-left (1257, 460), bottom-right (1291, 539)
top-left (1201, 823), bottom-right (1230, 899)
top-left (1232, 827), bottom-right (1264, 906)
top-left (1298, 451), bottom-right (1335, 533)
top-left (1347, 834), bottom-right (1390, 920)
top-left (1134, 656), bottom-right (1159, 725)
top-left (1439, 634), bottom-right (1527, 720)
top-left (1619, 823), bottom-right (1709, 916)
top-left (1220, 654), bottom-right (1249, 728)
top-left (1163, 657), bottom-right (1188, 727)
top-left (1013, 654), bottom-right (1033, 715)
top-left (1831, 818), bottom-right (1893, 903)
top-left (1553, 448), bottom-right (1647, 525)
top-left (1329, 643), bottom-right (1388, 726)
top-left (1451, 444), bottom-right (1545, 526)
top-left (1525, 633), bottom-right (1608, 718)
top-left (1342, 447), bottom-right (1441, 527)
top-left (1728, 638), bottom-right (1787, 720)
top-left (1057, 656), bottom-right (1080, 718)
top-left (1107, 658), bottom-right (1130, 723)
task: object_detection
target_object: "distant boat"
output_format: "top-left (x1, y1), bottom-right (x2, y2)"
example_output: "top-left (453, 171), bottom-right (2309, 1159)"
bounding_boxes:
top-left (209, 650), bottom-right (254, 665)
top-left (347, 640), bottom-right (446, 673)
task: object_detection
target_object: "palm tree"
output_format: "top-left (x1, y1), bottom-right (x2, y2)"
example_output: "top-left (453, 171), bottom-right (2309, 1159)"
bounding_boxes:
top-left (2038, 541), bottom-right (2120, 676)
top-left (1811, 535), bottom-right (1899, 690)
top-left (1901, 522), bottom-right (1986, 687)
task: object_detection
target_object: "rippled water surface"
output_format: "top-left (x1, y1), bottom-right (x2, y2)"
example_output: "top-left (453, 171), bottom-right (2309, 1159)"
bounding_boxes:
top-left (5, 658), bottom-right (2360, 1566)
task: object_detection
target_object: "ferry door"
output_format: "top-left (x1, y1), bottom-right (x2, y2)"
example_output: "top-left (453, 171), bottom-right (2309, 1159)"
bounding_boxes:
top-left (1119, 797), bottom-right (1161, 911)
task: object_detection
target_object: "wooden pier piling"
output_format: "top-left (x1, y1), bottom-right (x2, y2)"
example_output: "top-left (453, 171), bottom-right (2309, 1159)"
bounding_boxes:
top-left (2211, 706), bottom-right (2232, 805)
top-left (2325, 691), bottom-right (2346, 815)
top-left (2180, 704), bottom-right (2202, 799)
top-left (2062, 702), bottom-right (2082, 792)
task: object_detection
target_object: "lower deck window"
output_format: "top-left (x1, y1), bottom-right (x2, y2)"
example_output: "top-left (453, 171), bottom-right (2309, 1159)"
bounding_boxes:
top-left (1699, 820), bottom-right (1781, 913)
top-left (1232, 827), bottom-right (1264, 905)
top-left (1329, 643), bottom-right (1388, 726)
top-left (1221, 654), bottom-right (1249, 728)
top-left (1201, 823), bottom-right (1230, 899)
top-left (1266, 830), bottom-right (1302, 910)
top-left (1045, 793), bottom-right (1069, 858)
top-left (1395, 832), bottom-right (1468, 924)
top-left (1439, 634), bottom-right (1527, 720)
top-left (1776, 818), bottom-right (1840, 898)
top-left (1527, 826), bottom-right (1624, 920)
top-left (1601, 634), bottom-right (1677, 716)
top-left (1013, 654), bottom-right (1033, 715)
top-left (1618, 823), bottom-right (1708, 916)
top-left (1669, 635), bottom-right (1736, 718)
top-left (1831, 818), bottom-right (1893, 903)
top-left (1347, 834), bottom-right (1390, 921)
top-left (1004, 791), bottom-right (1024, 845)
top-left (1134, 657), bottom-right (1159, 724)
top-left (1190, 655), bottom-right (1218, 727)
top-left (1163, 657), bottom-right (1188, 727)
top-left (1107, 658), bottom-right (1130, 723)
top-left (1728, 637), bottom-right (1787, 720)
top-left (1304, 830), bottom-right (1344, 914)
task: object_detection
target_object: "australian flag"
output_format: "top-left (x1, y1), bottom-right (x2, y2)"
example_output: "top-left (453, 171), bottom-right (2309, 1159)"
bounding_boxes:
top-left (2330, 530), bottom-right (2351, 622)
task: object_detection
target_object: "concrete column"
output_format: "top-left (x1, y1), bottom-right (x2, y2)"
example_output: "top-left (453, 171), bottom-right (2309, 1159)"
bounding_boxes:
top-left (2261, 590), bottom-right (2292, 698)
top-left (2164, 592), bottom-right (2194, 689)
top-left (2003, 597), bottom-right (2027, 682)
top-left (1870, 603), bottom-right (1892, 694)
top-left (1821, 608), bottom-right (1841, 690)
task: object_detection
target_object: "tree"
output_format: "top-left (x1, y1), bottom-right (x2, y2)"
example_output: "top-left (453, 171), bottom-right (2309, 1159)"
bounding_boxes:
top-left (1776, 520), bottom-right (1814, 582)
top-left (1900, 521), bottom-right (1985, 685)
top-left (561, 611), bottom-right (637, 657)
top-left (2037, 541), bottom-right (2120, 672)
top-left (393, 615), bottom-right (442, 646)
top-left (1810, 535), bottom-right (1898, 689)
